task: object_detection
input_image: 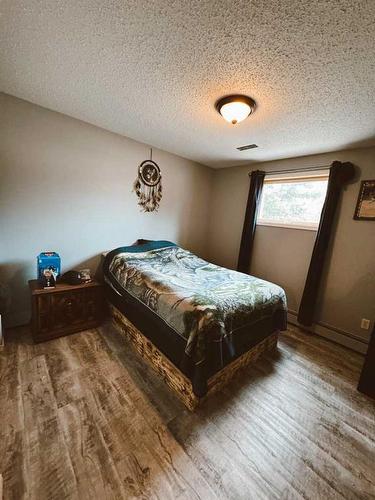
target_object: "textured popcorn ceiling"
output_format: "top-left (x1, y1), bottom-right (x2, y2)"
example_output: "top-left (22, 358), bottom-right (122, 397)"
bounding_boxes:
top-left (1, 0), bottom-right (375, 168)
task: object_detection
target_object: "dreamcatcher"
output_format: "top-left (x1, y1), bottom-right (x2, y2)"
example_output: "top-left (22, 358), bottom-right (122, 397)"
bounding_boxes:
top-left (133, 149), bottom-right (163, 212)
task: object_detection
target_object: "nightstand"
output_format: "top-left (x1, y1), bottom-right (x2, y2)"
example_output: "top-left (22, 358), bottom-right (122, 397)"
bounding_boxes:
top-left (29, 279), bottom-right (105, 343)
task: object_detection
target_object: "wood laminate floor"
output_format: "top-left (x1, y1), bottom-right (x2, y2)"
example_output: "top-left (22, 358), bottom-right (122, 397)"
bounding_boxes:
top-left (0, 323), bottom-right (374, 500)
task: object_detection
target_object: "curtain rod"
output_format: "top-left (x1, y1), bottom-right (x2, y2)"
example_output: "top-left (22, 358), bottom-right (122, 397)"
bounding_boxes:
top-left (248, 165), bottom-right (330, 177)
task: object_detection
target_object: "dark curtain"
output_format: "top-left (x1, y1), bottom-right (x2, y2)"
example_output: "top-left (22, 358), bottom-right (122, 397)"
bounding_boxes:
top-left (237, 170), bottom-right (265, 273)
top-left (297, 161), bottom-right (355, 326)
top-left (358, 324), bottom-right (375, 399)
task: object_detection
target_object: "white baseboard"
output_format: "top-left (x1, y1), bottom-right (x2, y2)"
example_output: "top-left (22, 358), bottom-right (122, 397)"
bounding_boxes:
top-left (287, 310), bottom-right (368, 354)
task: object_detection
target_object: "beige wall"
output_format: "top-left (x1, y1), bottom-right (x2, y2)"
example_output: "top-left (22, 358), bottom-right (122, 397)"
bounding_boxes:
top-left (207, 148), bottom-right (375, 345)
top-left (0, 93), bottom-right (213, 326)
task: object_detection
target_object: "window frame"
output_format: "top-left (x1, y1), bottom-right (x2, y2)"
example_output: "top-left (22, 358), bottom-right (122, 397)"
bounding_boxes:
top-left (256, 171), bottom-right (329, 231)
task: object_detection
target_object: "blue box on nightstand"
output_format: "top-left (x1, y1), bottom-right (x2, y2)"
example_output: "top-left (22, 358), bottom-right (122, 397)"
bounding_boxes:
top-left (37, 252), bottom-right (61, 287)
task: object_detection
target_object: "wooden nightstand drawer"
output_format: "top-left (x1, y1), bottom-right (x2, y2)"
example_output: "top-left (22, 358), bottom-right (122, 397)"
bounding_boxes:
top-left (29, 280), bottom-right (105, 342)
top-left (51, 291), bottom-right (86, 328)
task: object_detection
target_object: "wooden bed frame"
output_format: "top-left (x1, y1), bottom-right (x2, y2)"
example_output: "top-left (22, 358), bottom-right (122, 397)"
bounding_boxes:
top-left (109, 303), bottom-right (279, 410)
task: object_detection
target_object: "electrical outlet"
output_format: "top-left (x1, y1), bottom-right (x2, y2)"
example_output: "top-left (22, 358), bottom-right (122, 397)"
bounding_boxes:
top-left (360, 318), bottom-right (371, 330)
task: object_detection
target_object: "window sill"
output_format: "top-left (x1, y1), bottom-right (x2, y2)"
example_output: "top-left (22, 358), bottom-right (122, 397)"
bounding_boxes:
top-left (257, 221), bottom-right (318, 231)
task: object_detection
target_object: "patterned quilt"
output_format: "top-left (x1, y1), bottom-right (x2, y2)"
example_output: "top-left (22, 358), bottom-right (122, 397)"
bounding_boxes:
top-left (105, 242), bottom-right (287, 383)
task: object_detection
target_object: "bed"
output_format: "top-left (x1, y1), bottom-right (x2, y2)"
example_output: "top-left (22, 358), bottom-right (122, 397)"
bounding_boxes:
top-left (103, 240), bottom-right (287, 410)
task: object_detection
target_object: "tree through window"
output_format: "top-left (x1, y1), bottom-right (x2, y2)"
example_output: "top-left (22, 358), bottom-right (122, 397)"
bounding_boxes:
top-left (258, 173), bottom-right (329, 230)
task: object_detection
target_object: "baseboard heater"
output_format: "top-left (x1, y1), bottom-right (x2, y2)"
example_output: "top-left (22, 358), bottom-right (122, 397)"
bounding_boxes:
top-left (287, 310), bottom-right (368, 354)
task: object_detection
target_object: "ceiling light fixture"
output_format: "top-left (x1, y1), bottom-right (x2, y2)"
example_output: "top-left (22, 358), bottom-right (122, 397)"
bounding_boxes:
top-left (216, 95), bottom-right (256, 125)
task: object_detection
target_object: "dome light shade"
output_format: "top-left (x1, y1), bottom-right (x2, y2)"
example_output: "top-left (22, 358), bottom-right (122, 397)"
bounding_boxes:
top-left (216, 95), bottom-right (256, 125)
top-left (219, 101), bottom-right (250, 124)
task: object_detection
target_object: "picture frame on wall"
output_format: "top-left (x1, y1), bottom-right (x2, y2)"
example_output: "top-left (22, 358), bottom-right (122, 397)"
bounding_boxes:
top-left (353, 180), bottom-right (375, 221)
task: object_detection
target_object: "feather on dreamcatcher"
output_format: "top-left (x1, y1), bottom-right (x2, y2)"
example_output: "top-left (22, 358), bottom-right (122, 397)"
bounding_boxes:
top-left (133, 149), bottom-right (162, 212)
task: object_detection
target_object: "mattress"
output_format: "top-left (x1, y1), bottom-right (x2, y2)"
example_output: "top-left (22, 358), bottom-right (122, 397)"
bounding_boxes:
top-left (103, 240), bottom-right (287, 396)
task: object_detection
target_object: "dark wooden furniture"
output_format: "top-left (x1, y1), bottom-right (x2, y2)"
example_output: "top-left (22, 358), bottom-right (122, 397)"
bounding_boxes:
top-left (358, 325), bottom-right (375, 399)
top-left (29, 279), bottom-right (105, 343)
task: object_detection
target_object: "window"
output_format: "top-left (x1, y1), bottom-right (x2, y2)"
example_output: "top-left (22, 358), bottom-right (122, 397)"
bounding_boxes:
top-left (257, 172), bottom-right (329, 230)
